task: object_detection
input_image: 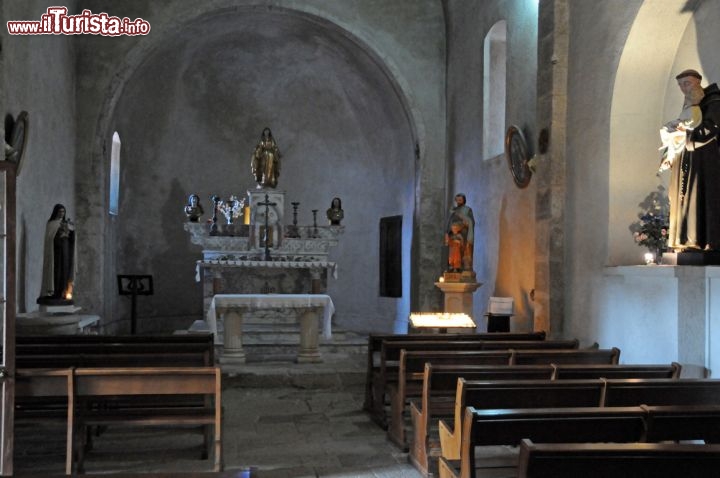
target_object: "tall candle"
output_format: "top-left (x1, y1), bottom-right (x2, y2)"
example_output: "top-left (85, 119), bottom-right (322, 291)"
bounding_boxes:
top-left (243, 206), bottom-right (251, 225)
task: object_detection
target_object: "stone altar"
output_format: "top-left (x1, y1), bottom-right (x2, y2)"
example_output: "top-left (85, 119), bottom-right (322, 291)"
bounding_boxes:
top-left (185, 188), bottom-right (344, 358)
top-left (207, 294), bottom-right (334, 363)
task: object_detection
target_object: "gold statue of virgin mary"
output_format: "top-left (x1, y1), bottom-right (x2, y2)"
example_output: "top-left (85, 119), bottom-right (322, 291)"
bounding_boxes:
top-left (250, 127), bottom-right (281, 189)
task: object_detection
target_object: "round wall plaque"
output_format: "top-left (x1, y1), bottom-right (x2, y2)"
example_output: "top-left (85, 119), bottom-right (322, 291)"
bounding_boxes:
top-left (505, 125), bottom-right (531, 188)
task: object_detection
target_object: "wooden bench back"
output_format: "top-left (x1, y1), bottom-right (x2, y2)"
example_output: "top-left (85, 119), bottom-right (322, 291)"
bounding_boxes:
top-left (382, 339), bottom-right (577, 366)
top-left (465, 405), bottom-right (647, 447)
top-left (425, 364), bottom-right (555, 394)
top-left (400, 350), bottom-right (515, 376)
top-left (459, 378), bottom-right (605, 411)
top-left (367, 331), bottom-right (546, 356)
top-left (479, 339), bottom-right (578, 350)
top-left (17, 334), bottom-right (214, 345)
top-left (517, 440), bottom-right (720, 478)
top-left (16, 339), bottom-right (215, 368)
top-left (381, 341), bottom-right (502, 367)
top-left (552, 362), bottom-right (681, 379)
top-left (603, 378), bottom-right (720, 406)
top-left (643, 404), bottom-right (720, 443)
top-left (74, 367), bottom-right (220, 396)
top-left (510, 347), bottom-right (620, 365)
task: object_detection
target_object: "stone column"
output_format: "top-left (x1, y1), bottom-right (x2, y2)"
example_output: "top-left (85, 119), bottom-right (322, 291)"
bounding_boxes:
top-left (219, 309), bottom-right (246, 364)
top-left (534, 0), bottom-right (569, 336)
top-left (297, 308), bottom-right (322, 363)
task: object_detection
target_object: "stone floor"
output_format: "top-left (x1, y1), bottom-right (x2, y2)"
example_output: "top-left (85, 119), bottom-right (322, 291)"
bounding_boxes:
top-left (13, 353), bottom-right (422, 478)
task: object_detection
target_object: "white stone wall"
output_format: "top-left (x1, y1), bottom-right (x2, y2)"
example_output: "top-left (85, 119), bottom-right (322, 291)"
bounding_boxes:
top-left (0, 0), bottom-right (77, 313)
top-left (445, 0), bottom-right (538, 329)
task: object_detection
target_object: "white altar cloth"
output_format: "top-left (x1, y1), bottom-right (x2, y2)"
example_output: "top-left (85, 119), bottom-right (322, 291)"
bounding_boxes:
top-left (207, 294), bottom-right (335, 342)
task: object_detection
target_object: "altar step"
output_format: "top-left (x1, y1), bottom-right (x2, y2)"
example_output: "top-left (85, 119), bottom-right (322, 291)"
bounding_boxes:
top-left (183, 319), bottom-right (368, 362)
top-left (242, 327), bottom-right (367, 362)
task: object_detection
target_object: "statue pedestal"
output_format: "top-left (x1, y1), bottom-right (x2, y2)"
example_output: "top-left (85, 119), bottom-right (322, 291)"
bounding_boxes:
top-left (434, 279), bottom-right (482, 319)
top-left (662, 251), bottom-right (720, 266)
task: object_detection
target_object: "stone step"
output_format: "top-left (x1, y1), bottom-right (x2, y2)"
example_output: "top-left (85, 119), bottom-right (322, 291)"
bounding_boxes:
top-left (221, 352), bottom-right (367, 389)
top-left (183, 320), bottom-right (368, 362)
top-left (241, 343), bottom-right (367, 362)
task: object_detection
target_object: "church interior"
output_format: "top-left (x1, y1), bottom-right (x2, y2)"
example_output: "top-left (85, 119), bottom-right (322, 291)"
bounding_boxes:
top-left (3, 0), bottom-right (720, 476)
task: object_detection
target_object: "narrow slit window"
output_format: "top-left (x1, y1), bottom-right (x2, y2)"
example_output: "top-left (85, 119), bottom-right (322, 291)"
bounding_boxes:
top-left (483, 20), bottom-right (507, 159)
top-left (109, 132), bottom-right (121, 216)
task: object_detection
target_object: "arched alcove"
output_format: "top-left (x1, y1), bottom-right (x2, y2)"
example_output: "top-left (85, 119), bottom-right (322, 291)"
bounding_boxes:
top-left (107, 8), bottom-right (418, 332)
top-left (608, 0), bottom-right (694, 264)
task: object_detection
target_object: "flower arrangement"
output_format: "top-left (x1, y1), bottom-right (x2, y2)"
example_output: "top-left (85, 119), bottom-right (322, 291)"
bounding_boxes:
top-left (629, 187), bottom-right (670, 256)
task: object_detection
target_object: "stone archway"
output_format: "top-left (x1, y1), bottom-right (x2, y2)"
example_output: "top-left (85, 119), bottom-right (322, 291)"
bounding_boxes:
top-left (76, 4), bottom-right (441, 333)
top-left (608, 0), bottom-right (694, 265)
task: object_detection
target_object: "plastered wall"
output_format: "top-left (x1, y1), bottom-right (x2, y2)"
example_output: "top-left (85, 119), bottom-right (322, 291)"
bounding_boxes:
top-left (1, 0), bottom-right (77, 313)
top-left (445, 0), bottom-right (538, 330)
top-left (69, 0), bottom-right (447, 333)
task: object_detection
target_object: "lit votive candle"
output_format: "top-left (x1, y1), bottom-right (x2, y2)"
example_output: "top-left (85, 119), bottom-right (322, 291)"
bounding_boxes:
top-left (644, 252), bottom-right (655, 265)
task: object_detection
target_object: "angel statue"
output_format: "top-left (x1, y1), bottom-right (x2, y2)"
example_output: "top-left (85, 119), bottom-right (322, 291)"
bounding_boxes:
top-left (250, 127), bottom-right (281, 189)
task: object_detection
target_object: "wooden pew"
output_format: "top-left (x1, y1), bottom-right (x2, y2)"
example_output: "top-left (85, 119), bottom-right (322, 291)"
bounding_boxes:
top-left (438, 378), bottom-right (607, 463)
top-left (516, 440), bottom-right (720, 478)
top-left (444, 405), bottom-right (720, 478)
top-left (14, 334), bottom-right (217, 475)
top-left (73, 367), bottom-right (223, 473)
top-left (441, 406), bottom-right (647, 478)
top-left (441, 377), bottom-right (720, 464)
top-left (439, 380), bottom-right (720, 478)
top-left (15, 368), bottom-right (75, 475)
top-left (363, 331), bottom-right (547, 412)
top-left (387, 350), bottom-right (516, 446)
top-left (408, 364), bottom-right (555, 474)
top-left (408, 362), bottom-right (680, 475)
top-left (373, 339), bottom-right (577, 428)
top-left (434, 348), bottom-right (619, 461)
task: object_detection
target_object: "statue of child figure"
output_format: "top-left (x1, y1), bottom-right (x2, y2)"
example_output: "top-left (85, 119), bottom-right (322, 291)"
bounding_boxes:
top-left (446, 222), bottom-right (465, 272)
